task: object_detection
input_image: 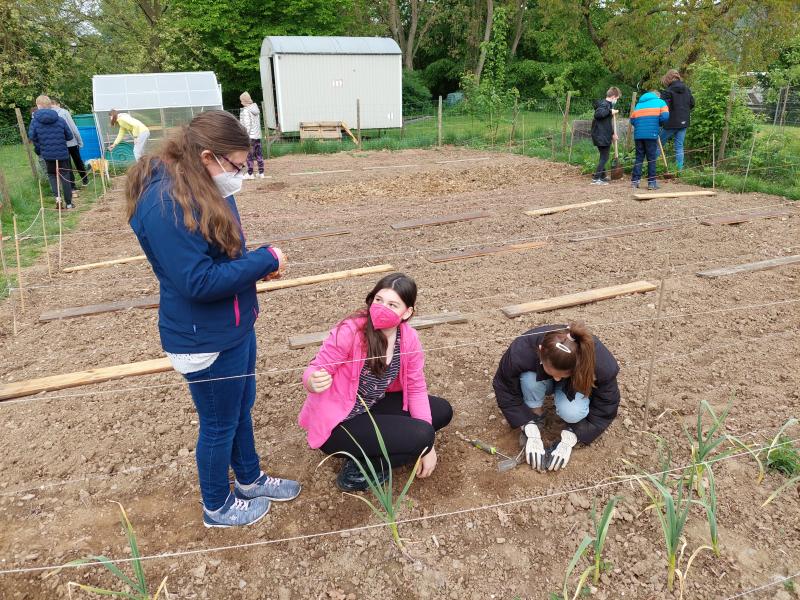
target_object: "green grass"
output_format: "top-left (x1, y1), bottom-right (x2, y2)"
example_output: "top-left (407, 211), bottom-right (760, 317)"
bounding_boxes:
top-left (0, 144), bottom-right (106, 297)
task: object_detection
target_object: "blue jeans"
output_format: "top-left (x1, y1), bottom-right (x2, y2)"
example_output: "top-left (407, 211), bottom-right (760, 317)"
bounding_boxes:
top-left (520, 371), bottom-right (590, 424)
top-left (632, 139), bottom-right (658, 184)
top-left (659, 128), bottom-right (687, 170)
top-left (184, 330), bottom-right (261, 510)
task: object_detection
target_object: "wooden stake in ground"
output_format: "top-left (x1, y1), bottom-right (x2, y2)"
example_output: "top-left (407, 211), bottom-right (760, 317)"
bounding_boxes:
top-left (718, 84), bottom-right (735, 161)
top-left (38, 180), bottom-right (52, 278)
top-left (12, 214), bottom-right (24, 311)
top-left (0, 219), bottom-right (16, 335)
top-left (561, 91), bottom-right (572, 147)
top-left (56, 160), bottom-right (64, 268)
top-left (15, 107), bottom-right (38, 179)
top-left (743, 133), bottom-right (757, 190)
top-left (626, 92), bottom-right (637, 151)
top-left (567, 121), bottom-right (575, 162)
top-left (437, 95), bottom-right (443, 147)
top-left (509, 97), bottom-right (519, 150)
top-left (521, 109), bottom-right (525, 154)
top-left (643, 277), bottom-right (667, 427)
top-left (712, 133), bottom-right (716, 189)
top-left (356, 98), bottom-right (362, 151)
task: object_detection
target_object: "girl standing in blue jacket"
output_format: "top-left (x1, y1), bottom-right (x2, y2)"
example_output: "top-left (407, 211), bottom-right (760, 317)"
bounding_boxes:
top-left (126, 110), bottom-right (301, 528)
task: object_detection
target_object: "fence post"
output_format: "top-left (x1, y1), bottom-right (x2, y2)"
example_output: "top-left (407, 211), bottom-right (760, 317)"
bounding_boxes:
top-left (261, 101), bottom-right (271, 161)
top-left (13, 214), bottom-right (24, 311)
top-left (743, 132), bottom-right (757, 189)
top-left (437, 96), bottom-right (443, 147)
top-left (718, 84), bottom-right (735, 161)
top-left (14, 107), bottom-right (38, 179)
top-left (509, 97), bottom-right (519, 150)
top-left (773, 86), bottom-right (784, 125)
top-left (0, 168), bottom-right (10, 211)
top-left (568, 121), bottom-right (576, 162)
top-left (521, 108), bottom-right (525, 154)
top-left (626, 92), bottom-right (637, 151)
top-left (779, 85), bottom-right (790, 127)
top-left (38, 180), bottom-right (52, 279)
top-left (561, 91), bottom-right (572, 147)
top-left (356, 99), bottom-right (362, 150)
top-left (712, 133), bottom-right (716, 189)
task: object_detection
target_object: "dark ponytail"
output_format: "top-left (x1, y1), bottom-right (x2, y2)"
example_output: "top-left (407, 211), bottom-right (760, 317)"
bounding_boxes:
top-left (539, 322), bottom-right (596, 396)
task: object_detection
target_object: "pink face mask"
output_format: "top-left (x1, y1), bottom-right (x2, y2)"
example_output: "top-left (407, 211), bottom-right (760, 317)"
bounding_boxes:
top-left (369, 302), bottom-right (403, 329)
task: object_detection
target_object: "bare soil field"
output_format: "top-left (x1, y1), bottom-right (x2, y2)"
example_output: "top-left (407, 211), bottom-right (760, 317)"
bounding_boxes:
top-left (1, 147), bottom-right (798, 599)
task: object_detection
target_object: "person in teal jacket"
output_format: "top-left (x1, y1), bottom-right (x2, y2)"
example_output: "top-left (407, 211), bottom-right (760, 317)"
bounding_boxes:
top-left (630, 91), bottom-right (669, 190)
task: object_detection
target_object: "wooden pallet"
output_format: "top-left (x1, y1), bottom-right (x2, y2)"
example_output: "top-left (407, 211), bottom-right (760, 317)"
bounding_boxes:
top-left (288, 312), bottom-right (468, 349)
top-left (300, 121), bottom-right (343, 140)
top-left (501, 281), bottom-right (657, 318)
top-left (699, 208), bottom-right (794, 226)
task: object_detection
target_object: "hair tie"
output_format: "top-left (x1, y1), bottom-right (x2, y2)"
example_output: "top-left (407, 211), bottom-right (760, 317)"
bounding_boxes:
top-left (566, 333), bottom-right (575, 342)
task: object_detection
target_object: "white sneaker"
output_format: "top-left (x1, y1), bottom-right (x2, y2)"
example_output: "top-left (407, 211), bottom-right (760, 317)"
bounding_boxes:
top-left (243, 173), bottom-right (255, 180)
top-left (257, 173), bottom-right (266, 179)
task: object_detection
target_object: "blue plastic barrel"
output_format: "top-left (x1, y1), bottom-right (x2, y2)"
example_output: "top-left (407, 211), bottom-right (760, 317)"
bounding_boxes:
top-left (77, 125), bottom-right (102, 163)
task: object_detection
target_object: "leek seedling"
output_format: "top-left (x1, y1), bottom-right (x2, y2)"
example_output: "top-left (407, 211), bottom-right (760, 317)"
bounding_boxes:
top-left (632, 465), bottom-right (695, 591)
top-left (674, 541), bottom-right (713, 600)
top-left (319, 396), bottom-right (423, 550)
top-left (590, 495), bottom-right (622, 584)
top-left (683, 400), bottom-right (736, 496)
top-left (562, 535), bottom-right (594, 600)
top-left (692, 467), bottom-right (720, 556)
top-left (48, 502), bottom-right (169, 599)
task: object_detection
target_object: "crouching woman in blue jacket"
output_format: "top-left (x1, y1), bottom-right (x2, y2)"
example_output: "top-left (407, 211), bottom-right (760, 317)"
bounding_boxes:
top-left (126, 110), bottom-right (301, 528)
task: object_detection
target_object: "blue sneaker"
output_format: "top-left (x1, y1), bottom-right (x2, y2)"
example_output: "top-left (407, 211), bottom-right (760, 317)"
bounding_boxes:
top-left (235, 471), bottom-right (302, 502)
top-left (203, 493), bottom-right (270, 528)
top-left (631, 180), bottom-right (640, 189)
top-left (648, 182), bottom-right (660, 190)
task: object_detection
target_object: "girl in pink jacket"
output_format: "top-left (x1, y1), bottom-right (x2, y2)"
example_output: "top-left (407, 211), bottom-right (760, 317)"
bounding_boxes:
top-left (299, 273), bottom-right (452, 491)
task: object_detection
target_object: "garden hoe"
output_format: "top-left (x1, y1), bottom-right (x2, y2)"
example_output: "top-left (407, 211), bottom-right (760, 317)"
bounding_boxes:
top-left (469, 439), bottom-right (524, 472)
top-left (657, 137), bottom-right (675, 179)
top-left (610, 114), bottom-right (623, 180)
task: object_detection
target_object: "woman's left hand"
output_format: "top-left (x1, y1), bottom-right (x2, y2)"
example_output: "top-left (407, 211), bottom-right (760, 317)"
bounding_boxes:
top-left (416, 446), bottom-right (438, 478)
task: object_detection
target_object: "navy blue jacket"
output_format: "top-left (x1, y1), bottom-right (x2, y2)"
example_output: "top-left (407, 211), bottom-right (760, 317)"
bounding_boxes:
top-left (28, 109), bottom-right (73, 161)
top-left (129, 164), bottom-right (280, 353)
top-left (493, 325), bottom-right (621, 445)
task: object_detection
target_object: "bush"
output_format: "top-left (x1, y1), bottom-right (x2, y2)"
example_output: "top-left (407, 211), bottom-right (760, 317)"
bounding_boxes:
top-left (422, 58), bottom-right (462, 99)
top-left (686, 59), bottom-right (757, 160)
top-left (402, 70), bottom-right (433, 115)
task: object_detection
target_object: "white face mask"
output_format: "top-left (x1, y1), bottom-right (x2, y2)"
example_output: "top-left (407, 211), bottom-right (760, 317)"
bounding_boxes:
top-left (211, 156), bottom-right (244, 198)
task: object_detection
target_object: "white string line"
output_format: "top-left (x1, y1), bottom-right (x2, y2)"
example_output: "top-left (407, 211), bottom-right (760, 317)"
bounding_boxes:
top-left (13, 208), bottom-right (43, 239)
top-left (8, 197), bottom-right (797, 293)
top-left (3, 327), bottom-right (794, 498)
top-left (15, 143), bottom-right (733, 241)
top-left (1, 297), bottom-right (796, 408)
top-left (1, 434), bottom-right (794, 577)
top-left (723, 570), bottom-right (800, 599)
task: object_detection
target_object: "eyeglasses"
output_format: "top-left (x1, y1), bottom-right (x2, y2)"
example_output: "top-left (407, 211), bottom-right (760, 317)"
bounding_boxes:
top-left (216, 154), bottom-right (246, 176)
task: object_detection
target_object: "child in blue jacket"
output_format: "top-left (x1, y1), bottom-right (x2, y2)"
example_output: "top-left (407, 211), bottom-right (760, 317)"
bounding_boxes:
top-left (630, 91), bottom-right (669, 190)
top-left (126, 110), bottom-right (301, 528)
top-left (28, 95), bottom-right (75, 208)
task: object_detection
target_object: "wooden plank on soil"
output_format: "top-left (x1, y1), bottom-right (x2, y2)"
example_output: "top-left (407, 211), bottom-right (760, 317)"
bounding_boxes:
top-left (40, 265), bottom-right (395, 322)
top-left (39, 295), bottom-right (160, 322)
top-left (696, 255), bottom-right (800, 278)
top-left (63, 255), bottom-right (147, 273)
top-left (699, 208), bottom-right (794, 226)
top-left (256, 264), bottom-right (394, 292)
top-left (524, 199), bottom-right (613, 217)
top-left (288, 312), bottom-right (469, 349)
top-left (391, 211), bottom-right (491, 231)
top-left (634, 190), bottom-right (718, 201)
top-left (62, 228), bottom-right (352, 273)
top-left (0, 357), bottom-right (173, 401)
top-left (500, 280), bottom-right (657, 318)
top-left (427, 241), bottom-right (547, 263)
top-left (569, 223), bottom-right (675, 242)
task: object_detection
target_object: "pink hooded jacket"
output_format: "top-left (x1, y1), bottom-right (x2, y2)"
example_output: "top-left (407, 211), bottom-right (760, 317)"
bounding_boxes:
top-left (298, 316), bottom-right (432, 448)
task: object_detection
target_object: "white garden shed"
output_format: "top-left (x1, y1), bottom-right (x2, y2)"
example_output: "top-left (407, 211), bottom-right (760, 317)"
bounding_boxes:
top-left (259, 36), bottom-right (403, 134)
top-left (92, 72), bottom-right (224, 152)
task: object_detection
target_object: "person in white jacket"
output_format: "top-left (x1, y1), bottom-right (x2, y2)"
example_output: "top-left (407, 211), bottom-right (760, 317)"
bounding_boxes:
top-left (239, 92), bottom-right (264, 179)
top-left (51, 98), bottom-right (89, 191)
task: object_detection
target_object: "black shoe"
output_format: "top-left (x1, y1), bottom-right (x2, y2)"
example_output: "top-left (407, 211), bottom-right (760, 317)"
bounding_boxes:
top-left (336, 458), bottom-right (389, 492)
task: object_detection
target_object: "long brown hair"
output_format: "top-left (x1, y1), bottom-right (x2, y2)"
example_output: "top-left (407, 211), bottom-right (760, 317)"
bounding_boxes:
top-left (662, 69), bottom-right (682, 88)
top-left (348, 273), bottom-right (417, 378)
top-left (110, 109), bottom-right (119, 126)
top-left (125, 110), bottom-right (250, 258)
top-left (539, 322), bottom-right (596, 396)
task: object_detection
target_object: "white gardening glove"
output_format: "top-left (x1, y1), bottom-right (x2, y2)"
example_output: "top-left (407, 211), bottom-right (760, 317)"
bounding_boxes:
top-left (523, 421), bottom-right (546, 471)
top-left (547, 429), bottom-right (578, 471)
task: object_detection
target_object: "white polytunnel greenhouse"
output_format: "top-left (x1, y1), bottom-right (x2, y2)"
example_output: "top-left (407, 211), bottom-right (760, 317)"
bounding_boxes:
top-left (259, 36), bottom-right (403, 134)
top-left (91, 72), bottom-right (223, 162)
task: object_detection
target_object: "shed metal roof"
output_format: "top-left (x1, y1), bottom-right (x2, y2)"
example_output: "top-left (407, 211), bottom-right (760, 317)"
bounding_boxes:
top-left (261, 36), bottom-right (401, 57)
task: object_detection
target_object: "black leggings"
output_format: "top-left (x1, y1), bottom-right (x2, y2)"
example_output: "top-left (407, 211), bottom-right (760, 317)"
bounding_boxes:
top-left (594, 145), bottom-right (611, 179)
top-left (320, 393), bottom-right (453, 467)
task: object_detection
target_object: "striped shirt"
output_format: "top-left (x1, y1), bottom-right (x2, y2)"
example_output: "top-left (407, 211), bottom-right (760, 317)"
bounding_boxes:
top-left (345, 331), bottom-right (401, 420)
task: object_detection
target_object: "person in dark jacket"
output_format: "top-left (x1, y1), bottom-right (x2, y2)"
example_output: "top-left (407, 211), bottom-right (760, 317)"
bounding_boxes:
top-left (127, 110), bottom-right (301, 528)
top-left (630, 91), bottom-right (669, 190)
top-left (493, 322), bottom-right (620, 472)
top-left (52, 98), bottom-right (89, 190)
top-left (28, 95), bottom-right (74, 208)
top-left (659, 69), bottom-right (695, 170)
top-left (590, 87), bottom-right (621, 185)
